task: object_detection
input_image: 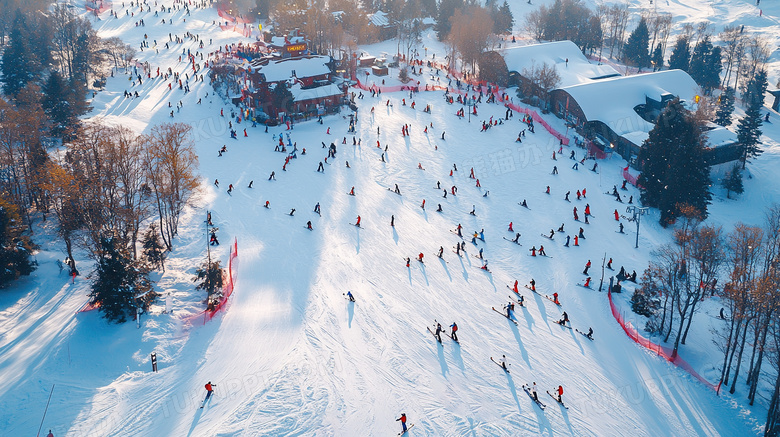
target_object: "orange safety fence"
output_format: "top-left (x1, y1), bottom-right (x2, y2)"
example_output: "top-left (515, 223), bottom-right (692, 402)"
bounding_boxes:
top-left (608, 290), bottom-right (721, 392)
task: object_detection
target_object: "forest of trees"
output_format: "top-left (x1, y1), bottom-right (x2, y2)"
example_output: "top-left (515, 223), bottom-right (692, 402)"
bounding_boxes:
top-left (632, 205), bottom-right (780, 436)
top-left (0, 5), bottom-right (200, 322)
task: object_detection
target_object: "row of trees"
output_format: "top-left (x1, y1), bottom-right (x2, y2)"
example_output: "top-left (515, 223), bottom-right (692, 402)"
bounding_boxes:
top-left (631, 205), bottom-right (780, 436)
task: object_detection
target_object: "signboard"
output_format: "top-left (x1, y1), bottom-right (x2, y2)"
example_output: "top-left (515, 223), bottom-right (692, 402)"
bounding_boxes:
top-left (286, 44), bottom-right (307, 53)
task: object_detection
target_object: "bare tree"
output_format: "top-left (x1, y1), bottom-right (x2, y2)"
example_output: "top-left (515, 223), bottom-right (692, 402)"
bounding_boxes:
top-left (447, 6), bottom-right (495, 73)
top-left (142, 123), bottom-right (199, 251)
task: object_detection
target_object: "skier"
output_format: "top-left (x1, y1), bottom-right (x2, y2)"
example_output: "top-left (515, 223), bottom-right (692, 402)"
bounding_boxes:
top-left (210, 232), bottom-right (219, 246)
top-left (558, 311), bottom-right (569, 326)
top-left (46, 431), bottom-right (54, 437)
top-left (481, 260), bottom-right (489, 271)
top-left (607, 258), bottom-right (613, 269)
top-left (469, 205), bottom-right (476, 215)
top-left (513, 280), bottom-right (520, 293)
top-left (614, 209), bottom-right (620, 221)
top-left (227, 184), bottom-right (233, 194)
top-left (355, 215), bottom-right (361, 227)
top-left (268, 171), bottom-right (275, 180)
top-left (520, 199), bottom-right (528, 208)
top-left (583, 260), bottom-right (591, 275)
top-left (479, 229), bottom-right (485, 241)
top-left (478, 248), bottom-right (484, 259)
top-left (586, 327), bottom-right (594, 340)
top-left (585, 204), bottom-right (591, 216)
top-left (506, 301), bottom-right (515, 318)
top-left (438, 246), bottom-right (444, 258)
top-left (202, 381), bottom-right (216, 407)
top-left (434, 322), bottom-right (443, 342)
top-left (552, 166), bottom-right (558, 175)
top-left (289, 208), bottom-right (295, 216)
top-left (436, 204), bottom-right (442, 212)
top-left (508, 222), bottom-right (514, 232)
top-left (529, 278), bottom-right (536, 291)
top-left (619, 222), bottom-right (624, 233)
top-left (418, 253), bottom-right (424, 263)
top-left (314, 203), bottom-right (321, 214)
top-left (573, 207), bottom-right (578, 221)
top-left (548, 229), bottom-right (555, 239)
top-left (584, 277), bottom-right (591, 287)
top-left (558, 223), bottom-right (565, 232)
top-left (396, 413), bottom-right (408, 433)
top-left (556, 385), bottom-right (564, 403)
top-left (539, 245), bottom-right (546, 256)
top-left (248, 180), bottom-right (253, 188)
top-left (214, 179), bottom-right (219, 187)
top-left (307, 221), bottom-right (313, 230)
top-left (529, 246), bottom-right (536, 256)
top-left (317, 162), bottom-right (324, 172)
top-left (564, 235), bottom-right (570, 247)
top-left (512, 233), bottom-right (521, 243)
top-left (532, 382), bottom-right (540, 401)
top-left (574, 235), bottom-right (579, 246)
top-left (420, 199), bottom-right (425, 209)
top-left (349, 186), bottom-right (355, 196)
top-left (565, 191), bottom-right (570, 201)
top-left (346, 291), bottom-right (355, 302)
top-left (450, 322), bottom-right (458, 341)
top-left (405, 257), bottom-right (411, 268)
top-left (546, 186), bottom-right (550, 194)
top-left (391, 215), bottom-right (395, 227)
top-left (456, 223), bottom-right (463, 237)
top-left (394, 184), bottom-right (401, 194)
top-left (553, 292), bottom-right (560, 305)
top-left (264, 201), bottom-right (270, 208)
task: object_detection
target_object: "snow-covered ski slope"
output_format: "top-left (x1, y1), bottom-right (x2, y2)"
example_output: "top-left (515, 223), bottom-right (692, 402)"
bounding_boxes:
top-left (2, 0), bottom-right (780, 435)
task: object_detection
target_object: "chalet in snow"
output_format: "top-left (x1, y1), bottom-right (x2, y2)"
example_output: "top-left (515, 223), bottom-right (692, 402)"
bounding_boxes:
top-left (503, 41), bottom-right (741, 167)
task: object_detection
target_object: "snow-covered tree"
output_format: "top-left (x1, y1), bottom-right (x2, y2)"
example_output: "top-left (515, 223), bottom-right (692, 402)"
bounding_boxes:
top-left (623, 18), bottom-right (650, 69)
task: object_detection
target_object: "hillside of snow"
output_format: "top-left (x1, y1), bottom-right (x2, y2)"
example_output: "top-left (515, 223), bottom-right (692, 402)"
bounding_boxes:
top-left (2, 0), bottom-right (780, 436)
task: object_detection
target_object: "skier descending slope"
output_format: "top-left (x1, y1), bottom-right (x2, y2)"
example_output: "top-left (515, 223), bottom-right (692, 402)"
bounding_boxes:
top-left (201, 381), bottom-right (216, 408)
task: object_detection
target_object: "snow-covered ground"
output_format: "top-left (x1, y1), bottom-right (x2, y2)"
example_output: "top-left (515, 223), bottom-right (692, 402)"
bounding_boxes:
top-left (2, 0), bottom-right (780, 436)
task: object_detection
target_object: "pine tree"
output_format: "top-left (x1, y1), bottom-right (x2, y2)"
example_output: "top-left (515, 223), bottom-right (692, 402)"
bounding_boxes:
top-left (272, 81), bottom-right (294, 116)
top-left (194, 259), bottom-right (225, 310)
top-left (688, 36), bottom-right (721, 92)
top-left (638, 98), bottom-right (712, 226)
top-left (715, 87), bottom-right (735, 127)
top-left (142, 225), bottom-right (166, 271)
top-left (651, 44), bottom-right (664, 71)
top-left (737, 95), bottom-right (764, 169)
top-left (722, 163), bottom-right (744, 199)
top-left (623, 18), bottom-right (650, 69)
top-left (89, 237), bottom-right (153, 323)
top-left (0, 11), bottom-right (39, 97)
top-left (667, 36), bottom-right (690, 72)
top-left (491, 0), bottom-right (514, 35)
top-left (631, 285), bottom-right (659, 318)
top-left (42, 71), bottom-right (75, 138)
top-left (435, 0), bottom-right (463, 41)
top-left (0, 196), bottom-right (35, 288)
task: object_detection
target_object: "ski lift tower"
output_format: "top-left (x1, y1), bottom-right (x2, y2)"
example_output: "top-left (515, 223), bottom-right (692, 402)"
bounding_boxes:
top-left (626, 206), bottom-right (649, 248)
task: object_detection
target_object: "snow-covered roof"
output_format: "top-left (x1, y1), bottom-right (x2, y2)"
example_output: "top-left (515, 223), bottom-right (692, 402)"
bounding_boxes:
top-left (251, 55), bottom-right (332, 82)
top-left (502, 41), bottom-right (620, 89)
top-left (291, 83), bottom-right (343, 102)
top-left (705, 125), bottom-right (739, 148)
top-left (562, 69), bottom-right (699, 136)
top-left (368, 10), bottom-right (390, 27)
top-left (269, 35), bottom-right (305, 46)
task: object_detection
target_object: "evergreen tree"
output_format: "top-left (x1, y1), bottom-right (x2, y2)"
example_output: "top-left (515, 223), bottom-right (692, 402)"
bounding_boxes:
top-left (722, 163), bottom-right (744, 199)
top-left (688, 36), bottom-right (721, 92)
top-left (0, 196), bottom-right (35, 288)
top-left (42, 71), bottom-right (75, 138)
top-left (737, 95), bottom-right (764, 169)
top-left (638, 98), bottom-right (712, 226)
top-left (667, 36), bottom-right (690, 72)
top-left (651, 44), bottom-right (664, 71)
top-left (1, 10), bottom-right (39, 97)
top-left (272, 81), bottom-right (294, 115)
top-left (714, 87), bottom-right (735, 127)
top-left (194, 259), bottom-right (225, 310)
top-left (435, 0), bottom-right (463, 41)
top-left (631, 285), bottom-right (659, 318)
top-left (142, 225), bottom-right (166, 271)
top-left (491, 0), bottom-right (514, 35)
top-left (737, 71), bottom-right (767, 169)
top-left (623, 18), bottom-right (650, 69)
top-left (89, 237), bottom-right (154, 323)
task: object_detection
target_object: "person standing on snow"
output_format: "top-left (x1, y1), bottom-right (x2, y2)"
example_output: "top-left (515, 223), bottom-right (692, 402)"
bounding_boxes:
top-left (558, 311), bottom-right (569, 326)
top-left (355, 216), bottom-right (361, 227)
top-left (583, 260), bottom-right (591, 275)
top-left (346, 291), bottom-right (355, 302)
top-left (450, 322), bottom-right (458, 341)
top-left (396, 413), bottom-right (408, 433)
top-left (434, 322), bottom-right (443, 342)
top-left (438, 246), bottom-right (444, 258)
top-left (556, 385), bottom-right (564, 403)
top-left (499, 354), bottom-right (509, 371)
top-left (314, 203), bottom-right (321, 214)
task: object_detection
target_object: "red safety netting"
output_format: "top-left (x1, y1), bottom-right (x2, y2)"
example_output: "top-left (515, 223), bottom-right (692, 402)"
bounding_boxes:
top-left (608, 290), bottom-right (721, 391)
top-left (218, 8), bottom-right (252, 24)
top-left (623, 166), bottom-right (643, 188)
top-left (185, 238), bottom-right (239, 325)
top-left (78, 300), bottom-right (100, 313)
top-left (587, 141), bottom-right (607, 159)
